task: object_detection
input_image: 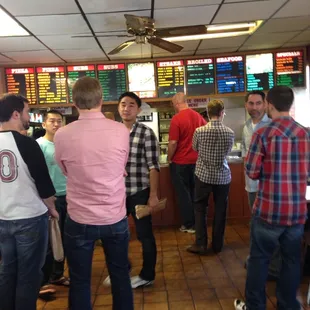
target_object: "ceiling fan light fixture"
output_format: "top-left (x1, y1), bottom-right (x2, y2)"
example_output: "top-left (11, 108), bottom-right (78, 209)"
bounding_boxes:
top-left (0, 8), bottom-right (29, 36)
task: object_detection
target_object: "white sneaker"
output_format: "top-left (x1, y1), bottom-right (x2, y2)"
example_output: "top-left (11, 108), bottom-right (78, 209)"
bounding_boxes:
top-left (179, 225), bottom-right (195, 234)
top-left (234, 299), bottom-right (246, 310)
top-left (102, 275), bottom-right (111, 286)
top-left (130, 276), bottom-right (154, 289)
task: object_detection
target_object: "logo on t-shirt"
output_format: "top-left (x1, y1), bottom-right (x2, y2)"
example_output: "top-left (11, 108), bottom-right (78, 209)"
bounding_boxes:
top-left (0, 150), bottom-right (18, 183)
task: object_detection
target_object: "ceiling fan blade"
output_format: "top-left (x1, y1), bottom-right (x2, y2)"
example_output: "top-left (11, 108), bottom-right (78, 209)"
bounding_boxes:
top-left (72, 34), bottom-right (131, 38)
top-left (156, 25), bottom-right (207, 37)
top-left (108, 40), bottom-right (135, 55)
top-left (148, 37), bottom-right (183, 53)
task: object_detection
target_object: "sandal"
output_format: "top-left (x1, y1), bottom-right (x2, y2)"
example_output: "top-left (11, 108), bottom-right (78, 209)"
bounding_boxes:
top-left (50, 276), bottom-right (70, 286)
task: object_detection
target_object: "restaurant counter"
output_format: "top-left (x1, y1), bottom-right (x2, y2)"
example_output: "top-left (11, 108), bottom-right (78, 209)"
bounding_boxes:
top-left (129, 159), bottom-right (251, 227)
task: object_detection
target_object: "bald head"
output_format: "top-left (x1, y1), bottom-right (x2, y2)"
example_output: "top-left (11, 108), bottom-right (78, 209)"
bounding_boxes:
top-left (172, 92), bottom-right (188, 113)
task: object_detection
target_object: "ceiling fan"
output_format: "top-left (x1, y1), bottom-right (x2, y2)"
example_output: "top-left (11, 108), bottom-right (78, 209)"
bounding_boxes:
top-left (73, 14), bottom-right (208, 55)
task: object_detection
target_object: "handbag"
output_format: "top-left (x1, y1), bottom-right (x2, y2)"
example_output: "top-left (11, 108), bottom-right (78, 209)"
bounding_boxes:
top-left (49, 217), bottom-right (64, 262)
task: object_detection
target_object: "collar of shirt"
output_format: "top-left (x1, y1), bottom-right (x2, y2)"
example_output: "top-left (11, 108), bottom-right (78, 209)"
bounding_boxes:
top-left (271, 116), bottom-right (293, 123)
top-left (245, 113), bottom-right (270, 128)
top-left (130, 122), bottom-right (139, 133)
top-left (78, 112), bottom-right (106, 120)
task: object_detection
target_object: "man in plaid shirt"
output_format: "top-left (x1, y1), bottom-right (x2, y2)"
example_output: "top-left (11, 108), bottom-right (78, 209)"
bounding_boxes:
top-left (234, 86), bottom-right (310, 310)
top-left (118, 92), bottom-right (160, 289)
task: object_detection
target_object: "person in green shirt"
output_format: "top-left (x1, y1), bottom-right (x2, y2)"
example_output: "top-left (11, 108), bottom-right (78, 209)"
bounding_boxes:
top-left (37, 110), bottom-right (69, 298)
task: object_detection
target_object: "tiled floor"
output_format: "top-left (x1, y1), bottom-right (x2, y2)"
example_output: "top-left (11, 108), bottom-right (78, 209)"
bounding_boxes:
top-left (37, 224), bottom-right (310, 309)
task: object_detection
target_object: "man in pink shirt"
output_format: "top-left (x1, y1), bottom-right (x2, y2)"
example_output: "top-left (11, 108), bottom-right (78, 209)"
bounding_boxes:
top-left (54, 77), bottom-right (133, 310)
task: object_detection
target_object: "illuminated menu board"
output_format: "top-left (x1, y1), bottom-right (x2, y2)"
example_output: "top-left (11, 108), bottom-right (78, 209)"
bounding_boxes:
top-left (127, 62), bottom-right (156, 98)
top-left (97, 64), bottom-right (127, 102)
top-left (5, 68), bottom-right (37, 105)
top-left (36, 67), bottom-right (67, 104)
top-left (67, 65), bottom-right (96, 102)
top-left (246, 53), bottom-right (274, 91)
top-left (216, 56), bottom-right (245, 94)
top-left (185, 58), bottom-right (215, 96)
top-left (157, 60), bottom-right (185, 98)
top-left (275, 50), bottom-right (305, 87)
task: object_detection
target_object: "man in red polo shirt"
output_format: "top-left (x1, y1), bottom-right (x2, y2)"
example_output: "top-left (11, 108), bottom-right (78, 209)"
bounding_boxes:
top-left (168, 92), bottom-right (206, 233)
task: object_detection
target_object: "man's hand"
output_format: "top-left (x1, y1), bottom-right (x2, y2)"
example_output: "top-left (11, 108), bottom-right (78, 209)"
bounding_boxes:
top-left (147, 194), bottom-right (159, 213)
top-left (49, 207), bottom-right (59, 220)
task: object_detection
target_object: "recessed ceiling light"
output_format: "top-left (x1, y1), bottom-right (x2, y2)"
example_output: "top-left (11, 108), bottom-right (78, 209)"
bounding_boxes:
top-left (0, 8), bottom-right (29, 36)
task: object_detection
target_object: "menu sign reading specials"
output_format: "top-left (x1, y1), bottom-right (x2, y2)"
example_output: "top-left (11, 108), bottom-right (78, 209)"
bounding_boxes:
top-left (67, 65), bottom-right (96, 102)
top-left (216, 56), bottom-right (245, 94)
top-left (186, 58), bottom-right (215, 96)
top-left (36, 66), bottom-right (67, 104)
top-left (246, 53), bottom-right (274, 91)
top-left (5, 68), bottom-right (37, 105)
top-left (98, 64), bottom-right (127, 101)
top-left (275, 50), bottom-right (305, 88)
top-left (157, 60), bottom-right (184, 98)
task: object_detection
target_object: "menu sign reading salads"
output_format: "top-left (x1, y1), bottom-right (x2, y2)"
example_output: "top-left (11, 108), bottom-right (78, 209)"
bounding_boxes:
top-left (36, 66), bottom-right (67, 104)
top-left (5, 68), bottom-right (37, 105)
top-left (186, 58), bottom-right (215, 96)
top-left (216, 56), bottom-right (245, 94)
top-left (98, 64), bottom-right (127, 101)
top-left (67, 65), bottom-right (96, 102)
top-left (157, 60), bottom-right (184, 98)
top-left (275, 51), bottom-right (305, 88)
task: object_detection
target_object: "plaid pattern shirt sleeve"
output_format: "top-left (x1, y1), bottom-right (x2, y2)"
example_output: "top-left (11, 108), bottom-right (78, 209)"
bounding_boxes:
top-left (144, 127), bottom-right (160, 172)
top-left (192, 129), bottom-right (198, 151)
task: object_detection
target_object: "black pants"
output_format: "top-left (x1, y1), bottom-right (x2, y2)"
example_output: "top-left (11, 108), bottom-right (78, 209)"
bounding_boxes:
top-left (170, 163), bottom-right (195, 228)
top-left (194, 178), bottom-right (230, 252)
top-left (42, 195), bottom-right (67, 285)
top-left (127, 188), bottom-right (157, 281)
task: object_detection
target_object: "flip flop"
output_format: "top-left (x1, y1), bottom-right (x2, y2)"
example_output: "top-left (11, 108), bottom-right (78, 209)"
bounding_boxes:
top-left (50, 276), bottom-right (70, 286)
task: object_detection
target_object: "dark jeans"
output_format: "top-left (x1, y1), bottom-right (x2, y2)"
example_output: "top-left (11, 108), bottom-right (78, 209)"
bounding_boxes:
top-left (41, 195), bottom-right (67, 286)
top-left (194, 177), bottom-right (230, 252)
top-left (0, 213), bottom-right (48, 310)
top-left (170, 163), bottom-right (195, 228)
top-left (127, 188), bottom-right (157, 281)
top-left (246, 216), bottom-right (303, 310)
top-left (65, 215), bottom-right (133, 310)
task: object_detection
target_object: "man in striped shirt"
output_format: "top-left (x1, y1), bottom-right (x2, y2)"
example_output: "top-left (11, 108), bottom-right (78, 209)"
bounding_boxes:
top-left (234, 86), bottom-right (310, 310)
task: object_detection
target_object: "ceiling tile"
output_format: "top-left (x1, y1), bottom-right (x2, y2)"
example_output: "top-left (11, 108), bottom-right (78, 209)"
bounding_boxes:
top-left (0, 0), bottom-right (79, 16)
top-left (17, 15), bottom-right (91, 35)
top-left (87, 10), bottom-right (151, 32)
top-left (2, 50), bottom-right (63, 63)
top-left (53, 48), bottom-right (107, 61)
top-left (196, 47), bottom-right (239, 55)
top-left (239, 43), bottom-right (282, 51)
top-left (79, 0), bottom-right (151, 13)
top-left (0, 36), bottom-right (46, 52)
top-left (282, 41), bottom-right (309, 47)
top-left (256, 16), bottom-right (310, 33)
top-left (199, 35), bottom-right (249, 49)
top-left (153, 50), bottom-right (195, 57)
top-left (290, 30), bottom-right (310, 42)
top-left (273, 0), bottom-right (310, 18)
top-left (108, 44), bottom-right (151, 60)
top-left (154, 0), bottom-right (221, 9)
top-left (213, 0), bottom-right (287, 23)
top-left (245, 31), bottom-right (299, 45)
top-left (38, 35), bottom-right (98, 50)
top-left (0, 54), bottom-right (15, 64)
top-left (154, 5), bottom-right (219, 28)
top-left (224, 0), bottom-right (264, 2)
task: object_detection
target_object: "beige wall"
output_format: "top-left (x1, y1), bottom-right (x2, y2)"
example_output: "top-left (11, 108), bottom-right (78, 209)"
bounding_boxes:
top-left (0, 68), bottom-right (5, 95)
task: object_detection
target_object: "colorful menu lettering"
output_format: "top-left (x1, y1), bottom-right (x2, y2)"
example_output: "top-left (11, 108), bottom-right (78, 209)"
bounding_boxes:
top-left (67, 65), bottom-right (96, 102)
top-left (216, 56), bottom-right (245, 94)
top-left (5, 68), bottom-right (37, 105)
top-left (246, 53), bottom-right (274, 91)
top-left (275, 50), bottom-right (305, 87)
top-left (97, 64), bottom-right (127, 101)
top-left (36, 67), bottom-right (67, 104)
top-left (186, 58), bottom-right (215, 96)
top-left (157, 60), bottom-right (184, 98)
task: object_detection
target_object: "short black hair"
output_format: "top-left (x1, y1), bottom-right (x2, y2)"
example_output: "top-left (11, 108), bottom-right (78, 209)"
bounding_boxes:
top-left (43, 109), bottom-right (63, 122)
top-left (0, 94), bottom-right (29, 122)
top-left (118, 92), bottom-right (141, 108)
top-left (266, 86), bottom-right (294, 112)
top-left (245, 90), bottom-right (266, 102)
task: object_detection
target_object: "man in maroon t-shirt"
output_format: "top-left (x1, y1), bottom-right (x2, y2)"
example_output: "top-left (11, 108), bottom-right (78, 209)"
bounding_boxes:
top-left (168, 93), bottom-right (206, 233)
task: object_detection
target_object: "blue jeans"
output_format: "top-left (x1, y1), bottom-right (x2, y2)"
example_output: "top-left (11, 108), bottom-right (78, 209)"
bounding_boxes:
top-left (65, 216), bottom-right (133, 310)
top-left (0, 213), bottom-right (48, 310)
top-left (246, 216), bottom-right (303, 310)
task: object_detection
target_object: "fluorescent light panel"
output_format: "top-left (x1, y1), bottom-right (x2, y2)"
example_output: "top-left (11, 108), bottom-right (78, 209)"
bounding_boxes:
top-left (0, 8), bottom-right (29, 36)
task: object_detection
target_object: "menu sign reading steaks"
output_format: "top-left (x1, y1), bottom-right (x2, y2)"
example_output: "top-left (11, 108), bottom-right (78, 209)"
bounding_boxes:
top-left (36, 66), bottom-right (67, 104)
top-left (186, 58), bottom-right (215, 96)
top-left (5, 68), bottom-right (37, 105)
top-left (275, 50), bottom-right (305, 87)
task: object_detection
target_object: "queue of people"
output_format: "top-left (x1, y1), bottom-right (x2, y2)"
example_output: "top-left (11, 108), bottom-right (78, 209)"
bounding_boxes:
top-left (0, 79), bottom-right (309, 310)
